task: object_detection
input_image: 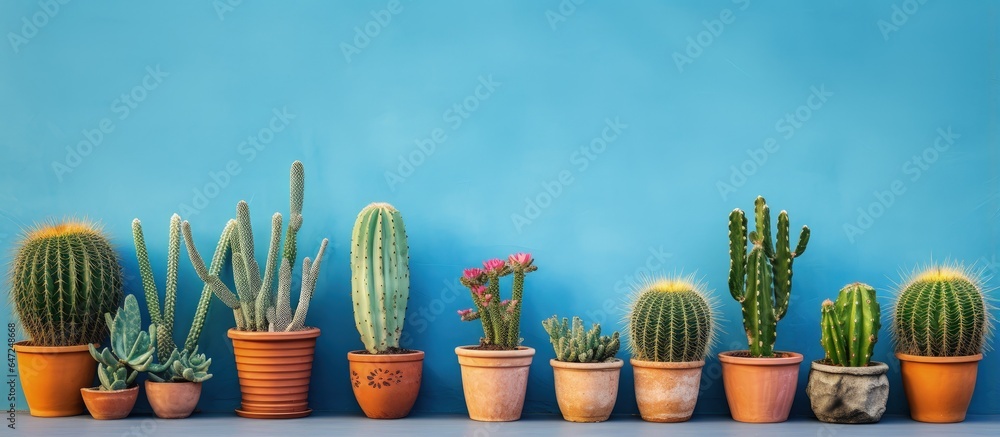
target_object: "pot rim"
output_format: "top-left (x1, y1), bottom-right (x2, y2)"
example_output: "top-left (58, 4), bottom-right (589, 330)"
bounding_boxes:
top-left (227, 327), bottom-right (320, 340)
top-left (718, 350), bottom-right (803, 365)
top-left (895, 352), bottom-right (983, 364)
top-left (81, 385), bottom-right (139, 394)
top-left (810, 359), bottom-right (888, 375)
top-left (454, 345), bottom-right (535, 358)
top-left (13, 341), bottom-right (95, 353)
top-left (347, 349), bottom-right (425, 363)
top-left (629, 358), bottom-right (705, 369)
top-left (143, 380), bottom-right (203, 386)
top-left (550, 357), bottom-right (624, 370)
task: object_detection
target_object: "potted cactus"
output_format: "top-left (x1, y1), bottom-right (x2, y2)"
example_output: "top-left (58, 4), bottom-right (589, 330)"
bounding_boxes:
top-left (720, 195), bottom-right (810, 423)
top-left (625, 277), bottom-right (717, 422)
top-left (183, 161), bottom-right (329, 419)
top-left (455, 253), bottom-right (537, 421)
top-left (805, 283), bottom-right (888, 423)
top-left (542, 315), bottom-right (621, 422)
top-left (892, 263), bottom-right (994, 423)
top-left (347, 202), bottom-right (424, 419)
top-left (131, 214), bottom-right (216, 419)
top-left (9, 220), bottom-right (124, 417)
top-left (82, 295), bottom-right (156, 420)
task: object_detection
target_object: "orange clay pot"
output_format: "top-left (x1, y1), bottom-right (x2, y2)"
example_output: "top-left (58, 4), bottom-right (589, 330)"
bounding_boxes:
top-left (12, 342), bottom-right (97, 417)
top-left (229, 328), bottom-right (320, 419)
top-left (80, 386), bottom-right (138, 420)
top-left (145, 381), bottom-right (202, 419)
top-left (347, 350), bottom-right (424, 419)
top-left (551, 358), bottom-right (623, 422)
top-left (631, 359), bottom-right (704, 423)
top-left (897, 352), bottom-right (982, 423)
top-left (718, 350), bottom-right (803, 423)
top-left (455, 346), bottom-right (535, 422)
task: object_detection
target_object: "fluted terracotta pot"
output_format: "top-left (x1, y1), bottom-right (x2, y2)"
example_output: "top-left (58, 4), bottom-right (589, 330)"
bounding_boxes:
top-left (229, 328), bottom-right (320, 419)
top-left (13, 342), bottom-right (97, 417)
top-left (551, 358), bottom-right (622, 422)
top-left (145, 381), bottom-right (202, 419)
top-left (455, 346), bottom-right (534, 422)
top-left (631, 359), bottom-right (704, 422)
top-left (80, 386), bottom-right (138, 420)
top-left (897, 352), bottom-right (981, 423)
top-left (348, 350), bottom-right (424, 419)
top-left (719, 350), bottom-right (803, 423)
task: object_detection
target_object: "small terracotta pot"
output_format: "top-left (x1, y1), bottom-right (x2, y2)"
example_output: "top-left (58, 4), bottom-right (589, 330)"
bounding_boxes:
top-left (229, 327), bottom-right (320, 419)
top-left (897, 352), bottom-right (982, 423)
top-left (347, 350), bottom-right (424, 419)
top-left (145, 381), bottom-right (202, 419)
top-left (718, 350), bottom-right (803, 423)
top-left (13, 342), bottom-right (97, 417)
top-left (631, 359), bottom-right (704, 422)
top-left (455, 346), bottom-right (535, 422)
top-left (80, 386), bottom-right (138, 420)
top-left (550, 358), bottom-right (622, 422)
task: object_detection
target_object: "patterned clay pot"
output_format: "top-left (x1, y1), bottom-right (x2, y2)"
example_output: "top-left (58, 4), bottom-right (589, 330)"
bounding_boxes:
top-left (347, 350), bottom-right (424, 419)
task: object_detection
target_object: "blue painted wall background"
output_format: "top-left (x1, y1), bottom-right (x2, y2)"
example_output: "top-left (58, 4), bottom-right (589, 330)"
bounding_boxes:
top-left (1, 0), bottom-right (997, 417)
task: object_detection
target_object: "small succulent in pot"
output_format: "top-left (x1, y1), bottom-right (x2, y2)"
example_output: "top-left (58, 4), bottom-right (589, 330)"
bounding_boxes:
top-left (543, 315), bottom-right (623, 423)
top-left (542, 316), bottom-right (620, 363)
top-left (88, 295), bottom-right (158, 391)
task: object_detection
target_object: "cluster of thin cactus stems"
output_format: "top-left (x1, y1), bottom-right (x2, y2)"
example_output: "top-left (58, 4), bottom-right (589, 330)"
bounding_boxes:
top-left (458, 253), bottom-right (537, 349)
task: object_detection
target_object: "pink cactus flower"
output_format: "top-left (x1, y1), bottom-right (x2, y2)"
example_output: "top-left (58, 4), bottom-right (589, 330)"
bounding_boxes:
top-left (482, 294), bottom-right (493, 305)
top-left (483, 258), bottom-right (505, 273)
top-left (457, 309), bottom-right (473, 317)
top-left (472, 285), bottom-right (486, 296)
top-left (463, 268), bottom-right (484, 279)
top-left (508, 253), bottom-right (532, 266)
top-left (500, 299), bottom-right (511, 306)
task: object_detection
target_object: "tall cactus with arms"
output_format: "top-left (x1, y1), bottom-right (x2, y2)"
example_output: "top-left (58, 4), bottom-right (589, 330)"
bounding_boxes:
top-left (728, 196), bottom-right (810, 358)
top-left (351, 202), bottom-right (410, 354)
top-left (820, 283), bottom-right (880, 367)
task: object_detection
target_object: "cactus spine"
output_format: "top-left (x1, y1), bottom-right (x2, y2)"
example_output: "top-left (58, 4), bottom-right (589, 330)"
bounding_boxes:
top-left (820, 283), bottom-right (880, 367)
top-left (893, 264), bottom-right (994, 357)
top-left (88, 295), bottom-right (157, 390)
top-left (625, 277), bottom-right (717, 363)
top-left (351, 203), bottom-right (410, 354)
top-left (728, 196), bottom-right (810, 358)
top-left (542, 316), bottom-right (620, 363)
top-left (9, 221), bottom-right (124, 347)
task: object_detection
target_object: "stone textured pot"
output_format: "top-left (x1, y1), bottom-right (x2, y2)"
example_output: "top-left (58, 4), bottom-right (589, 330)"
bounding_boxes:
top-left (718, 350), bottom-right (803, 423)
top-left (806, 360), bottom-right (888, 423)
top-left (550, 358), bottom-right (623, 422)
top-left (229, 327), bottom-right (320, 419)
top-left (80, 386), bottom-right (138, 420)
top-left (347, 350), bottom-right (424, 419)
top-left (13, 342), bottom-right (97, 417)
top-left (145, 381), bottom-right (202, 419)
top-left (631, 359), bottom-right (704, 423)
top-left (897, 352), bottom-right (981, 423)
top-left (455, 346), bottom-right (534, 422)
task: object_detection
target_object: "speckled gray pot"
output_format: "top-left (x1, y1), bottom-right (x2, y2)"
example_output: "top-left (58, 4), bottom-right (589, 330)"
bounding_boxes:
top-left (806, 360), bottom-right (889, 424)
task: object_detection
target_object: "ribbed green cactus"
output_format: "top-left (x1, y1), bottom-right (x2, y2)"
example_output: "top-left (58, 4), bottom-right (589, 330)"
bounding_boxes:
top-left (728, 196), bottom-right (810, 358)
top-left (183, 161), bottom-right (329, 332)
top-left (88, 295), bottom-right (157, 391)
top-left (542, 316), bottom-right (620, 363)
top-left (9, 221), bottom-right (124, 347)
top-left (147, 347), bottom-right (213, 383)
top-left (351, 203), bottom-right (410, 354)
top-left (820, 283), bottom-right (881, 367)
top-left (625, 277), bottom-right (717, 362)
top-left (893, 265), bottom-right (994, 357)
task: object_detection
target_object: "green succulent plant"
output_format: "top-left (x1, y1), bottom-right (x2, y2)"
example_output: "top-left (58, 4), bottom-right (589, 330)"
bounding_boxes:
top-left (88, 295), bottom-right (157, 391)
top-left (147, 347), bottom-right (212, 383)
top-left (820, 283), bottom-right (881, 367)
top-left (542, 315), bottom-right (620, 363)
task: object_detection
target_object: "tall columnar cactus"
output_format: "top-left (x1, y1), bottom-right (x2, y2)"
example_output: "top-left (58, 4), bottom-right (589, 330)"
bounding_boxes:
top-left (820, 283), bottom-right (881, 367)
top-left (625, 277), bottom-right (717, 362)
top-left (88, 295), bottom-right (157, 391)
top-left (9, 221), bottom-right (124, 346)
top-left (893, 264), bottom-right (994, 357)
top-left (542, 316), bottom-right (620, 363)
top-left (728, 196), bottom-right (810, 358)
top-left (183, 161), bottom-right (329, 332)
top-left (458, 253), bottom-right (537, 349)
top-left (351, 203), bottom-right (410, 354)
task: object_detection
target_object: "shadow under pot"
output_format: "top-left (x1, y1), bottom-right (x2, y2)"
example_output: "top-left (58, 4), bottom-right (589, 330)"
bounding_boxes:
top-left (806, 360), bottom-right (888, 423)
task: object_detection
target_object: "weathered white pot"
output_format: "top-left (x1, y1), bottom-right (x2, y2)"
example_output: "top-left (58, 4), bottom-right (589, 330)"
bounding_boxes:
top-left (806, 360), bottom-right (889, 424)
top-left (551, 358), bottom-right (623, 422)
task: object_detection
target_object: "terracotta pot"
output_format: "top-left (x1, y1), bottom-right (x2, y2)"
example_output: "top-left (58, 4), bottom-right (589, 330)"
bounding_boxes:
top-left (550, 358), bottom-right (622, 422)
top-left (145, 381), bottom-right (202, 419)
top-left (347, 350), bottom-right (424, 419)
top-left (455, 346), bottom-right (535, 422)
top-left (806, 360), bottom-right (889, 423)
top-left (897, 352), bottom-right (981, 423)
top-left (631, 359), bottom-right (704, 422)
top-left (80, 386), bottom-right (138, 420)
top-left (12, 342), bottom-right (97, 417)
top-left (229, 327), bottom-right (320, 419)
top-left (718, 350), bottom-right (803, 423)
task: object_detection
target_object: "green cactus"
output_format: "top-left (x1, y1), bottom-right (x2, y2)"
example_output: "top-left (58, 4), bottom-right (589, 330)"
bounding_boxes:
top-left (88, 295), bottom-right (157, 391)
top-left (458, 254), bottom-right (537, 349)
top-left (728, 196), bottom-right (810, 358)
top-left (9, 221), bottom-right (124, 347)
top-left (893, 264), bottom-right (994, 357)
top-left (820, 283), bottom-right (881, 367)
top-left (542, 316), bottom-right (620, 363)
top-left (625, 277), bottom-right (717, 362)
top-left (351, 203), bottom-right (410, 354)
top-left (147, 347), bottom-right (213, 383)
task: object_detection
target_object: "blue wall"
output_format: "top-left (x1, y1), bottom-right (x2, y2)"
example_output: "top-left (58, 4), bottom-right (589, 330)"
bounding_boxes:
top-left (1, 0), bottom-right (997, 417)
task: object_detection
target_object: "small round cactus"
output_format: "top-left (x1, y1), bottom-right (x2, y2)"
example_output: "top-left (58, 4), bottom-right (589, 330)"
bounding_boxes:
top-left (893, 264), bottom-right (994, 357)
top-left (625, 277), bottom-right (718, 362)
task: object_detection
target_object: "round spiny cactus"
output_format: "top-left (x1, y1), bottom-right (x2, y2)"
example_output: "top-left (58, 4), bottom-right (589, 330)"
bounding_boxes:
top-left (893, 263), bottom-right (994, 357)
top-left (9, 220), bottom-right (124, 346)
top-left (625, 276), bottom-right (718, 362)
